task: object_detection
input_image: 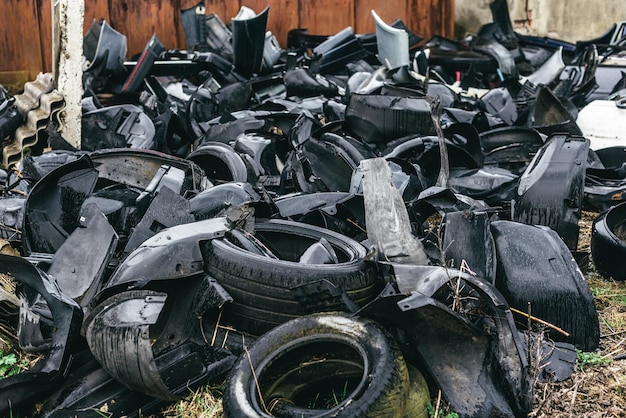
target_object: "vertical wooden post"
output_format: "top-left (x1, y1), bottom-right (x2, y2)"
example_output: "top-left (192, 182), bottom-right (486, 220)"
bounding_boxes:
top-left (52, 0), bottom-right (83, 149)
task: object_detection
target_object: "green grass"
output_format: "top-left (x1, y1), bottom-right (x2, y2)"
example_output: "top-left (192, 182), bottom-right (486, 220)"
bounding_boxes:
top-left (576, 349), bottom-right (611, 371)
top-left (0, 350), bottom-right (30, 378)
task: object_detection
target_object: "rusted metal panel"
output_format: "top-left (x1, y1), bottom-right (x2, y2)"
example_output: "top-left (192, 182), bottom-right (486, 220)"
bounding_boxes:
top-left (84, 0), bottom-right (111, 32)
top-left (408, 0), bottom-right (455, 40)
top-left (204, 0), bottom-right (242, 23)
top-left (0, 0), bottom-right (44, 77)
top-left (246, 0), bottom-right (299, 48)
top-left (298, 0), bottom-right (355, 35)
top-left (36, 0), bottom-right (53, 73)
top-left (108, 0), bottom-right (181, 56)
top-left (354, 0), bottom-right (408, 35)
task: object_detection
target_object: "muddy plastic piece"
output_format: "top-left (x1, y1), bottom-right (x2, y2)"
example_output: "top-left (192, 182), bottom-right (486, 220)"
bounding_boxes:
top-left (442, 210), bottom-right (496, 284)
top-left (232, 6), bottom-right (269, 77)
top-left (0, 197), bottom-right (25, 240)
top-left (0, 255), bottom-right (83, 416)
top-left (123, 185), bottom-right (194, 255)
top-left (591, 201), bottom-right (626, 281)
top-left (513, 134), bottom-right (589, 250)
top-left (492, 221), bottom-right (600, 351)
top-left (85, 288), bottom-right (235, 401)
top-left (359, 265), bottom-right (532, 418)
top-left (345, 94), bottom-right (435, 143)
top-left (529, 87), bottom-right (582, 136)
top-left (47, 203), bottom-right (118, 308)
top-left (96, 217), bottom-right (230, 303)
top-left (361, 158), bottom-right (429, 265)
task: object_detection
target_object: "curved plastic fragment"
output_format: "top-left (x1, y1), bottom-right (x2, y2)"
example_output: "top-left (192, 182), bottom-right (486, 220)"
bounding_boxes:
top-left (372, 10), bottom-right (409, 70)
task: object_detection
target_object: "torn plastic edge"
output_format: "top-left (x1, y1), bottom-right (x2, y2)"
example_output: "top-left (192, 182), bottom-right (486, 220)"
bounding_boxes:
top-left (0, 254), bottom-right (83, 416)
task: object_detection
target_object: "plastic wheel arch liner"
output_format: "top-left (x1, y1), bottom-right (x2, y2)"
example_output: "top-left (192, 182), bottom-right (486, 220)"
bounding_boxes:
top-left (358, 264), bottom-right (532, 418)
top-left (94, 217), bottom-right (232, 302)
top-left (0, 255), bottom-right (83, 416)
top-left (513, 134), bottom-right (589, 250)
top-left (83, 287), bottom-right (235, 402)
top-left (491, 220), bottom-right (600, 351)
top-left (591, 201), bottom-right (626, 281)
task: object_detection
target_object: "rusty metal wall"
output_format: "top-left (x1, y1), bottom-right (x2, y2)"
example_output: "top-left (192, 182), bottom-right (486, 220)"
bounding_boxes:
top-left (0, 0), bottom-right (455, 85)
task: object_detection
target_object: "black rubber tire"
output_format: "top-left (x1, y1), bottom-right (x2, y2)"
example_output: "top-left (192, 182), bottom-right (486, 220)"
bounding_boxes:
top-left (222, 313), bottom-right (410, 418)
top-left (202, 220), bottom-right (380, 334)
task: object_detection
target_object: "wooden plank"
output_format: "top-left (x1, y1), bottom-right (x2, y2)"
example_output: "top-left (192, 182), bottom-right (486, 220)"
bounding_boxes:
top-left (354, 0), bottom-right (408, 34)
top-left (204, 0), bottom-right (241, 23)
top-left (108, 0), bottom-right (181, 57)
top-left (245, 0), bottom-right (299, 48)
top-left (0, 0), bottom-right (44, 77)
top-left (298, 0), bottom-right (355, 35)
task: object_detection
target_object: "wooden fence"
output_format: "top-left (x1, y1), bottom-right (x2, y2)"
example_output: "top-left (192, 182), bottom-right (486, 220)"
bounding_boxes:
top-left (0, 0), bottom-right (454, 86)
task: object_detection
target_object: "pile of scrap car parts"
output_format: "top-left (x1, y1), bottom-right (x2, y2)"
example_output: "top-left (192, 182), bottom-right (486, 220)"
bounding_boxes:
top-left (0, 0), bottom-right (625, 416)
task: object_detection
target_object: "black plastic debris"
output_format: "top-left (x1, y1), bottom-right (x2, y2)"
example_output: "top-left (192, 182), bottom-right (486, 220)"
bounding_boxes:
top-left (513, 134), bottom-right (589, 250)
top-left (491, 220), bottom-right (600, 351)
top-left (591, 201), bottom-right (626, 281)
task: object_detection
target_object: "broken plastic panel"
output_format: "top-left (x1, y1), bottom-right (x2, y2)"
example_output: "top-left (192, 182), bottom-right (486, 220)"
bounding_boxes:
top-left (513, 134), bottom-right (589, 250)
top-left (22, 155), bottom-right (98, 255)
top-left (312, 27), bottom-right (369, 74)
top-left (85, 287), bottom-right (235, 401)
top-left (359, 265), bottom-right (532, 418)
top-left (179, 1), bottom-right (209, 51)
top-left (492, 220), bottom-right (600, 351)
top-left (345, 94), bottom-right (435, 143)
top-left (232, 6), bottom-right (269, 77)
top-left (120, 34), bottom-right (165, 94)
top-left (0, 255), bottom-right (83, 417)
top-left (82, 105), bottom-right (157, 150)
top-left (372, 10), bottom-right (409, 70)
top-left (47, 203), bottom-right (118, 308)
top-left (442, 210), bottom-right (497, 284)
top-left (83, 19), bottom-right (128, 78)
